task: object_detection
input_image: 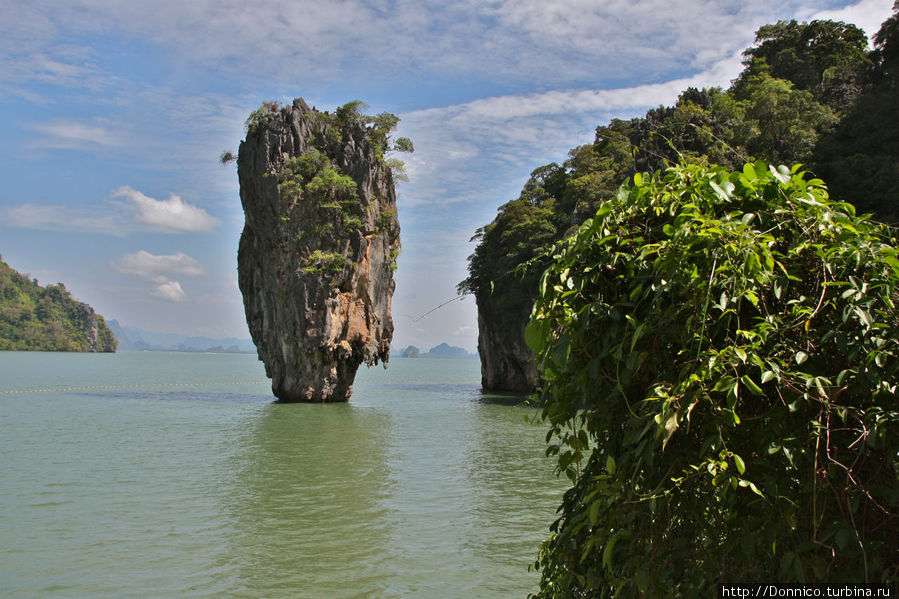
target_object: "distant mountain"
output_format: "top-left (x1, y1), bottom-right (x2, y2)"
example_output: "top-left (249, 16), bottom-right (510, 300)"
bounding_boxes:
top-left (0, 256), bottom-right (117, 352)
top-left (107, 320), bottom-right (255, 353)
top-left (397, 342), bottom-right (477, 358)
top-left (400, 345), bottom-right (421, 358)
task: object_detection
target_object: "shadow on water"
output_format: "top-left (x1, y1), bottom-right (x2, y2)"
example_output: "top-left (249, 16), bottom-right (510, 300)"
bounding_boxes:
top-left (217, 401), bottom-right (394, 598)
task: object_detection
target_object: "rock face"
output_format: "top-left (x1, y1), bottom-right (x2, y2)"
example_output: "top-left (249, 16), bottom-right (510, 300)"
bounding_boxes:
top-left (474, 292), bottom-right (536, 393)
top-left (237, 98), bottom-right (400, 402)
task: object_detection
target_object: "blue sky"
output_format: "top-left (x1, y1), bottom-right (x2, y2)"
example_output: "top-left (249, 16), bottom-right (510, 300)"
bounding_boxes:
top-left (0, 0), bottom-right (893, 354)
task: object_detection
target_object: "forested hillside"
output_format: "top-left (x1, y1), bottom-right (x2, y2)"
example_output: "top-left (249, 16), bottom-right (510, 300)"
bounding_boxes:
top-left (461, 7), bottom-right (899, 392)
top-left (0, 256), bottom-right (117, 352)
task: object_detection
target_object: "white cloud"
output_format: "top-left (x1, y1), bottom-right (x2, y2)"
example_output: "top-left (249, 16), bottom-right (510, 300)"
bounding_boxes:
top-left (2, 185), bottom-right (220, 235)
top-left (113, 250), bottom-right (205, 281)
top-left (150, 279), bottom-right (187, 302)
top-left (113, 250), bottom-right (204, 303)
top-left (112, 186), bottom-right (219, 232)
top-left (2, 0), bottom-right (877, 94)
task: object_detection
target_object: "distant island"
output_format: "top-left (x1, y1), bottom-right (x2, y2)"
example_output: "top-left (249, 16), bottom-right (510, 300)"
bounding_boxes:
top-left (107, 320), bottom-right (255, 354)
top-left (398, 343), bottom-right (477, 359)
top-left (0, 255), bottom-right (117, 352)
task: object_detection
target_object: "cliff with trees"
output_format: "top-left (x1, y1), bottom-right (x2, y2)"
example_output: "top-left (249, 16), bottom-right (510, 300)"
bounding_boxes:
top-left (235, 98), bottom-right (409, 402)
top-left (0, 256), bottom-right (117, 352)
top-left (461, 8), bottom-right (899, 392)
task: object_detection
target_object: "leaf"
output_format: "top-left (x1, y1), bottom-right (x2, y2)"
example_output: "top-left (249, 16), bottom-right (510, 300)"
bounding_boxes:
top-left (661, 413), bottom-right (678, 448)
top-left (606, 455), bottom-right (616, 476)
top-left (741, 375), bottom-right (764, 396)
top-left (710, 180), bottom-right (731, 201)
top-left (733, 453), bottom-right (746, 475)
top-left (603, 531), bottom-right (622, 571)
top-left (770, 164), bottom-right (791, 184)
top-left (525, 321), bottom-right (545, 353)
top-left (588, 499), bottom-right (601, 526)
top-left (795, 351), bottom-right (808, 365)
top-left (734, 347), bottom-right (747, 363)
top-left (761, 370), bottom-right (776, 384)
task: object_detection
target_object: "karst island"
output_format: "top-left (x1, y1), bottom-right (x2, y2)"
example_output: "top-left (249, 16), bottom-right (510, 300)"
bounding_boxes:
top-left (234, 98), bottom-right (410, 402)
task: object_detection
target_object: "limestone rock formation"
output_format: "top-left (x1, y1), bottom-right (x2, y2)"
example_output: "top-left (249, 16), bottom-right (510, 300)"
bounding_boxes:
top-left (237, 99), bottom-right (401, 402)
top-left (474, 293), bottom-right (536, 393)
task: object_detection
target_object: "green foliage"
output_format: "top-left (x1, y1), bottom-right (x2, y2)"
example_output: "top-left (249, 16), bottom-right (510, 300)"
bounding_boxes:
top-left (389, 247), bottom-right (400, 271)
top-left (245, 101), bottom-right (281, 133)
top-left (334, 100), bottom-right (413, 176)
top-left (739, 72), bottom-right (837, 164)
top-left (220, 150), bottom-right (236, 164)
top-left (0, 257), bottom-right (117, 352)
top-left (527, 162), bottom-right (899, 596)
top-left (462, 14), bottom-right (897, 388)
top-left (736, 19), bottom-right (871, 112)
top-left (277, 149), bottom-right (364, 232)
top-left (302, 250), bottom-right (348, 275)
top-left (393, 136), bottom-right (414, 153)
top-left (376, 208), bottom-right (397, 233)
top-left (815, 3), bottom-right (899, 222)
top-left (335, 100), bottom-right (370, 125)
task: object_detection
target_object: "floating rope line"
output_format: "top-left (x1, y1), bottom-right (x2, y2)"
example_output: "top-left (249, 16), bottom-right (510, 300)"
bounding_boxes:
top-left (0, 380), bottom-right (270, 396)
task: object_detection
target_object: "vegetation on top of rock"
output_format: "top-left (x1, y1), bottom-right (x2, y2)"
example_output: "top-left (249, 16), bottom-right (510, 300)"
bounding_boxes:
top-left (0, 256), bottom-right (117, 352)
top-left (527, 161), bottom-right (899, 596)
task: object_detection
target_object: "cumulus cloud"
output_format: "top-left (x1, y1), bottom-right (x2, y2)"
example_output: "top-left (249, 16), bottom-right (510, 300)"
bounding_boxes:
top-left (112, 186), bottom-right (219, 233)
top-left (150, 280), bottom-right (187, 302)
top-left (113, 250), bottom-right (205, 281)
top-left (113, 250), bottom-right (204, 302)
top-left (2, 186), bottom-right (219, 235)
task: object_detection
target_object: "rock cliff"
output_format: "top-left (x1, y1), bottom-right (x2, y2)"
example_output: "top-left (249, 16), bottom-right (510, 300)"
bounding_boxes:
top-left (474, 290), bottom-right (536, 392)
top-left (237, 99), bottom-right (401, 402)
top-left (0, 256), bottom-right (117, 352)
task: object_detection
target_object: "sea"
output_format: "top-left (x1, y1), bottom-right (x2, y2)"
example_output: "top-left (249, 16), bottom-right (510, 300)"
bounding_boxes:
top-left (0, 351), bottom-right (566, 598)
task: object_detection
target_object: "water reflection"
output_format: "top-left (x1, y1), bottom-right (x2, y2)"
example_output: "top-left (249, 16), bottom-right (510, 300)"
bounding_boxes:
top-left (462, 400), bottom-right (565, 593)
top-left (220, 402), bottom-right (394, 598)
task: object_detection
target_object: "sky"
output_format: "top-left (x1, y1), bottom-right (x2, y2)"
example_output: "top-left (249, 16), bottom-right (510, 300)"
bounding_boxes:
top-left (0, 0), bottom-right (894, 354)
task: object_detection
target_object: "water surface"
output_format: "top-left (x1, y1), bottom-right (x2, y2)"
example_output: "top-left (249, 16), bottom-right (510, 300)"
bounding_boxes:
top-left (0, 352), bottom-right (564, 597)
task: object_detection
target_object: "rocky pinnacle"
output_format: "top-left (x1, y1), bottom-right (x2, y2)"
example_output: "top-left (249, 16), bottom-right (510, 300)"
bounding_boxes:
top-left (237, 98), bottom-right (400, 402)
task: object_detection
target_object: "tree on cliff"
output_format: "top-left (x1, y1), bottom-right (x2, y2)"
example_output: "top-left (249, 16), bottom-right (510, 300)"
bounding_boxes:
top-left (527, 162), bottom-right (899, 596)
top-left (0, 256), bottom-right (117, 352)
top-left (462, 13), bottom-right (897, 392)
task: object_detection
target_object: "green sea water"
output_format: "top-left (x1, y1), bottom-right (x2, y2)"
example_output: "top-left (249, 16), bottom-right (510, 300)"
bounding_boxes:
top-left (0, 351), bottom-right (565, 598)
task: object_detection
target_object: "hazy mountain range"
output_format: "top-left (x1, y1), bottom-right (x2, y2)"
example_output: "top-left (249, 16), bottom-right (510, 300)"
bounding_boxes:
top-left (398, 343), bottom-right (477, 359)
top-left (107, 320), bottom-right (256, 353)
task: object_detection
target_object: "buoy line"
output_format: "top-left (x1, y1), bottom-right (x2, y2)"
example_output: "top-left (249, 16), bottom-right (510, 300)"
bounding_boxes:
top-left (0, 380), bottom-right (270, 396)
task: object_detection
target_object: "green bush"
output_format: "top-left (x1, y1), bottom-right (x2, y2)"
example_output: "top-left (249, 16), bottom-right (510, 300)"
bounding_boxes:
top-left (527, 161), bottom-right (899, 596)
top-left (303, 250), bottom-right (348, 275)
